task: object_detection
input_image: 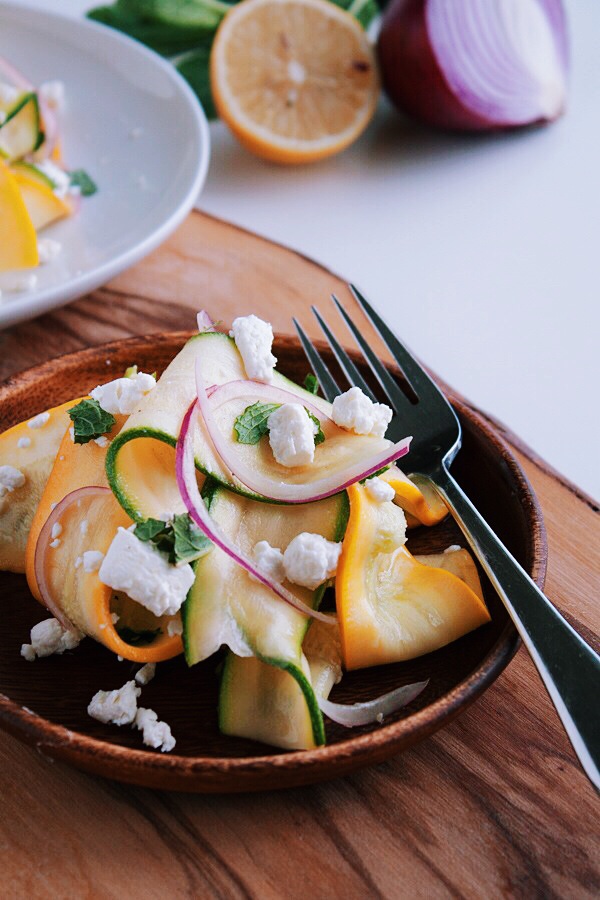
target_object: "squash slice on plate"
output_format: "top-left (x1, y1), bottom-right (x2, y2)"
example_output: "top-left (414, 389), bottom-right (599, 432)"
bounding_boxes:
top-left (0, 399), bottom-right (77, 572)
top-left (13, 167), bottom-right (71, 231)
top-left (382, 465), bottom-right (449, 527)
top-left (24, 415), bottom-right (183, 663)
top-left (0, 157), bottom-right (38, 271)
top-left (337, 482), bottom-right (490, 670)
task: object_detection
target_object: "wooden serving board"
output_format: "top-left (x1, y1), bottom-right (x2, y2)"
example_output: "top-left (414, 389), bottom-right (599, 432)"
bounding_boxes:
top-left (1, 211), bottom-right (598, 898)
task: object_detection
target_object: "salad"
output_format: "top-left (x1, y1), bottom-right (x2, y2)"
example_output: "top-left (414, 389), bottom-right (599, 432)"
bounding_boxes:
top-left (0, 312), bottom-right (490, 753)
top-left (0, 58), bottom-right (96, 293)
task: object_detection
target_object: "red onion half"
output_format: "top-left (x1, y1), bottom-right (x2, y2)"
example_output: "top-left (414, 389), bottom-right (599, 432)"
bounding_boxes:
top-left (34, 485), bottom-right (110, 632)
top-left (175, 400), bottom-right (336, 624)
top-left (378, 0), bottom-right (568, 130)
top-left (319, 679), bottom-right (428, 727)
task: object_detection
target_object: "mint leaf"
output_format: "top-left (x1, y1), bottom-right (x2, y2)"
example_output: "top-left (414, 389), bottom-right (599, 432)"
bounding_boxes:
top-left (306, 410), bottom-right (325, 446)
top-left (68, 399), bottom-right (115, 444)
top-left (69, 169), bottom-right (97, 197)
top-left (134, 517), bottom-right (168, 543)
top-left (233, 401), bottom-right (280, 444)
top-left (172, 513), bottom-right (212, 564)
top-left (304, 373), bottom-right (319, 395)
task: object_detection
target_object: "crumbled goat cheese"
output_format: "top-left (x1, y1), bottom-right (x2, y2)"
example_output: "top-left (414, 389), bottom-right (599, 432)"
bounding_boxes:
top-left (98, 527), bottom-right (195, 617)
top-left (135, 663), bottom-right (156, 686)
top-left (229, 315), bottom-right (277, 383)
top-left (0, 82), bottom-right (19, 105)
top-left (283, 532), bottom-right (342, 590)
top-left (35, 160), bottom-right (71, 199)
top-left (28, 411), bottom-right (50, 429)
top-left (365, 477), bottom-right (395, 503)
top-left (251, 540), bottom-right (285, 583)
top-left (39, 80), bottom-right (65, 109)
top-left (93, 435), bottom-right (109, 448)
top-left (134, 707), bottom-right (176, 752)
top-left (111, 612), bottom-right (119, 624)
top-left (331, 387), bottom-right (392, 438)
top-left (0, 465), bottom-right (25, 497)
top-left (444, 544), bottom-right (462, 554)
top-left (167, 617), bottom-right (183, 637)
top-left (87, 680), bottom-right (140, 726)
top-left (51, 522), bottom-right (62, 539)
top-left (17, 436), bottom-right (31, 449)
top-left (80, 519), bottom-right (89, 536)
top-left (12, 274), bottom-right (37, 292)
top-left (49, 538), bottom-right (61, 549)
top-left (268, 403), bottom-right (317, 468)
top-left (90, 371), bottom-right (156, 415)
top-left (21, 618), bottom-right (83, 661)
top-left (37, 237), bottom-right (62, 264)
top-left (69, 426), bottom-right (75, 441)
top-left (83, 550), bottom-right (104, 573)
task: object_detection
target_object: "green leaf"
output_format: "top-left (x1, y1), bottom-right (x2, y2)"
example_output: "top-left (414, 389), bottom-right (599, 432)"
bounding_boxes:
top-left (306, 410), bottom-right (325, 446)
top-left (303, 373), bottom-right (319, 395)
top-left (175, 46), bottom-right (216, 119)
top-left (172, 513), bottom-right (212, 564)
top-left (134, 517), bottom-right (168, 543)
top-left (233, 401), bottom-right (281, 444)
top-left (69, 169), bottom-right (98, 197)
top-left (68, 399), bottom-right (115, 445)
top-left (116, 625), bottom-right (161, 646)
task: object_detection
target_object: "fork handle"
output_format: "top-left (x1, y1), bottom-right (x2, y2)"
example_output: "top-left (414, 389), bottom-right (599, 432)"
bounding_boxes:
top-left (430, 465), bottom-right (600, 792)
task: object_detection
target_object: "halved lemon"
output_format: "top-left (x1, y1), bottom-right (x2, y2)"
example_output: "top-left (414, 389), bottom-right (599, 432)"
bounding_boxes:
top-left (211, 0), bottom-right (380, 164)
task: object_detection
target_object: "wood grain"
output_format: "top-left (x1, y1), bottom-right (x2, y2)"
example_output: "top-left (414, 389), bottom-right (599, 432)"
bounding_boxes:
top-left (0, 211), bottom-right (598, 898)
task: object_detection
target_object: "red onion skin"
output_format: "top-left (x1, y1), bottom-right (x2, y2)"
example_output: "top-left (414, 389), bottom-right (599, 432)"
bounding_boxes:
top-left (377, 0), bottom-right (567, 132)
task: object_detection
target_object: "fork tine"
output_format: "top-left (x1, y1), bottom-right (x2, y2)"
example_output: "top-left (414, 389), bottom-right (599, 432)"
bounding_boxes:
top-left (311, 306), bottom-right (378, 403)
top-left (349, 284), bottom-right (439, 398)
top-left (293, 318), bottom-right (340, 403)
top-left (332, 295), bottom-right (410, 413)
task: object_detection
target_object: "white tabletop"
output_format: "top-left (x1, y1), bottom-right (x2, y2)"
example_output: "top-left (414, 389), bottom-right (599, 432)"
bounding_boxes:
top-left (8, 0), bottom-right (600, 500)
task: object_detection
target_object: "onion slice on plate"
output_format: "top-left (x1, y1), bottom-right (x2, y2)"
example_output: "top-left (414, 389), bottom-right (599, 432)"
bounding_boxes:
top-left (0, 56), bottom-right (32, 90)
top-left (196, 360), bottom-right (412, 503)
top-left (197, 309), bottom-right (215, 332)
top-left (175, 400), bottom-right (336, 624)
top-left (208, 378), bottom-right (330, 424)
top-left (318, 679), bottom-right (429, 727)
top-left (34, 485), bottom-right (111, 632)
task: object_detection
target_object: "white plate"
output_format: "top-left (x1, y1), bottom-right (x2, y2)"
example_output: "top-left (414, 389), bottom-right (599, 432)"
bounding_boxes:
top-left (0, 2), bottom-right (210, 329)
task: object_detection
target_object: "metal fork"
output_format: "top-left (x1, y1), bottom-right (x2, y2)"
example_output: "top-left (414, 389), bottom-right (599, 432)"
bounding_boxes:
top-left (294, 284), bottom-right (600, 791)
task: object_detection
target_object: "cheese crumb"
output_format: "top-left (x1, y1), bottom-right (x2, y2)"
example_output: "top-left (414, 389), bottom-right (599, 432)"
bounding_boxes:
top-left (17, 436), bottom-right (31, 449)
top-left (332, 387), bottom-right (392, 438)
top-left (28, 411), bottom-right (50, 429)
top-left (21, 618), bottom-right (83, 661)
top-left (90, 371), bottom-right (156, 415)
top-left (167, 617), bottom-right (183, 637)
top-left (80, 519), bottom-right (89, 536)
top-left (0, 82), bottom-right (19, 106)
top-left (99, 527), bottom-right (195, 616)
top-left (283, 532), bottom-right (342, 590)
top-left (37, 237), bottom-right (62, 264)
top-left (135, 663), bottom-right (156, 686)
top-left (444, 544), bottom-right (462, 554)
top-left (39, 80), bottom-right (65, 110)
top-left (134, 707), bottom-right (176, 752)
top-left (93, 435), bottom-right (109, 448)
top-left (83, 550), bottom-right (104, 573)
top-left (87, 680), bottom-right (140, 726)
top-left (229, 315), bottom-right (277, 383)
top-left (49, 538), bottom-right (61, 549)
top-left (51, 522), bottom-right (62, 539)
top-left (251, 540), bottom-right (285, 583)
top-left (364, 477), bottom-right (395, 503)
top-left (0, 465), bottom-right (26, 497)
top-left (268, 403), bottom-right (317, 468)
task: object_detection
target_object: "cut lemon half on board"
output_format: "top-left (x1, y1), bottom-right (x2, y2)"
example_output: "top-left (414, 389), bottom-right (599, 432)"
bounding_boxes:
top-left (211, 0), bottom-right (380, 164)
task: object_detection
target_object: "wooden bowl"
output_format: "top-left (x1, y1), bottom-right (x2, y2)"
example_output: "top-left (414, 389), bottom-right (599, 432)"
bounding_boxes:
top-left (0, 333), bottom-right (547, 792)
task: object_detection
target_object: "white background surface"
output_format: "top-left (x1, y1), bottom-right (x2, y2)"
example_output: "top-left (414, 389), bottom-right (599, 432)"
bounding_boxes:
top-left (8, 0), bottom-right (600, 500)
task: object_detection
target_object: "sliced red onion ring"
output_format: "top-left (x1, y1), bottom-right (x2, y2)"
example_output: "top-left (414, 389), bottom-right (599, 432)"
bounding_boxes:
top-left (196, 360), bottom-right (411, 503)
top-left (319, 679), bottom-right (429, 727)
top-left (197, 310), bottom-right (215, 332)
top-left (176, 400), bottom-right (336, 625)
top-left (208, 378), bottom-right (330, 423)
top-left (0, 56), bottom-right (32, 90)
top-left (34, 485), bottom-right (110, 632)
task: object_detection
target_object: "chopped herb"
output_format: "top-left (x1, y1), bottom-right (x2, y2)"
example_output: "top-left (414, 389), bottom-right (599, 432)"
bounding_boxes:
top-left (69, 169), bottom-right (98, 197)
top-left (68, 399), bottom-right (115, 444)
top-left (116, 626), bottom-right (161, 647)
top-left (134, 513), bottom-right (211, 565)
top-left (233, 401), bottom-right (280, 444)
top-left (306, 410), bottom-right (325, 446)
top-left (304, 373), bottom-right (319, 394)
